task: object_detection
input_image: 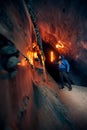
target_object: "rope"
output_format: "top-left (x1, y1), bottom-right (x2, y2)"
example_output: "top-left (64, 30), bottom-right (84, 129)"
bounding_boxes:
top-left (24, 0), bottom-right (47, 82)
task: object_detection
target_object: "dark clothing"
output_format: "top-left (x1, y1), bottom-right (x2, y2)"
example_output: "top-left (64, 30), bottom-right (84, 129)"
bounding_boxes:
top-left (59, 71), bottom-right (71, 89)
top-left (58, 55), bottom-right (72, 90)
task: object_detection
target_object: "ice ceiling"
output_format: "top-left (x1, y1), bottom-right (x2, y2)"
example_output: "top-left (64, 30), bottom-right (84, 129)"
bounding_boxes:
top-left (33, 0), bottom-right (87, 61)
top-left (0, 0), bottom-right (87, 60)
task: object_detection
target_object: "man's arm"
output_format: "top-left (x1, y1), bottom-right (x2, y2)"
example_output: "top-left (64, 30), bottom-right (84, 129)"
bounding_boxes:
top-left (65, 60), bottom-right (70, 72)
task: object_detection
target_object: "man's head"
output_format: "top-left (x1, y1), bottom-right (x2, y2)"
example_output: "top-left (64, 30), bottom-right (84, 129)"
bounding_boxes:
top-left (58, 55), bottom-right (65, 60)
top-left (58, 55), bottom-right (62, 60)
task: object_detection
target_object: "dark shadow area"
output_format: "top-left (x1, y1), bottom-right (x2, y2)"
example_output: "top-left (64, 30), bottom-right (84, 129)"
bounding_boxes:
top-left (42, 41), bottom-right (60, 83)
top-left (69, 58), bottom-right (87, 86)
top-left (0, 34), bottom-right (20, 79)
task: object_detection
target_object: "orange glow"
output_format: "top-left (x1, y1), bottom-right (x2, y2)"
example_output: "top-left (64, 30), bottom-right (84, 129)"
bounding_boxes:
top-left (17, 62), bottom-right (21, 66)
top-left (27, 51), bottom-right (38, 65)
top-left (33, 52), bottom-right (38, 58)
top-left (33, 42), bottom-right (37, 48)
top-left (27, 51), bottom-right (33, 65)
top-left (18, 58), bottom-right (27, 66)
top-left (56, 41), bottom-right (64, 48)
top-left (22, 59), bottom-right (27, 66)
top-left (18, 51), bottom-right (38, 67)
top-left (39, 22), bottom-right (71, 54)
top-left (50, 51), bottom-right (54, 62)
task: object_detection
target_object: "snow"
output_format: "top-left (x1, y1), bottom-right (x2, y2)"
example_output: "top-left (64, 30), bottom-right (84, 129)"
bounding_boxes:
top-left (32, 67), bottom-right (87, 130)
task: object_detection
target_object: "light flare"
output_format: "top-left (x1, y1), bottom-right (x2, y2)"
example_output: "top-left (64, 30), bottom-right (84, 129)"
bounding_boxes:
top-left (56, 41), bottom-right (64, 49)
top-left (50, 51), bottom-right (54, 62)
top-left (18, 58), bottom-right (27, 66)
top-left (33, 52), bottom-right (38, 58)
top-left (27, 51), bottom-right (34, 65)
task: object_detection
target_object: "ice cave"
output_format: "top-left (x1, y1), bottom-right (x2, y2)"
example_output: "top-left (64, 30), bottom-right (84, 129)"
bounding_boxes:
top-left (0, 0), bottom-right (87, 130)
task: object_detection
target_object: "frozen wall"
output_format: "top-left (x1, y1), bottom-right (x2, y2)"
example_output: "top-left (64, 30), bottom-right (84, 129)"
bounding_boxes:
top-left (0, 0), bottom-right (35, 129)
top-left (33, 0), bottom-right (87, 60)
top-left (32, 0), bottom-right (87, 86)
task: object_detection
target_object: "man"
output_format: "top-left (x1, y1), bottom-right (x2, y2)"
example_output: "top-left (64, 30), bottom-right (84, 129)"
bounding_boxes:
top-left (58, 55), bottom-right (72, 91)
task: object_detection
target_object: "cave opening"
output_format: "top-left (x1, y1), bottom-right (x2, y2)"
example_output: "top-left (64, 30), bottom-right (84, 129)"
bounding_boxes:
top-left (42, 40), bottom-right (87, 87)
top-left (42, 40), bottom-right (63, 84)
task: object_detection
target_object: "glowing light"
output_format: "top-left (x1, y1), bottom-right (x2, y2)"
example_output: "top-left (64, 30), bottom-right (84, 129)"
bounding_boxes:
top-left (27, 51), bottom-right (33, 65)
top-left (33, 42), bottom-right (37, 48)
top-left (56, 41), bottom-right (64, 48)
top-left (58, 40), bottom-right (60, 43)
top-left (17, 62), bottom-right (21, 66)
top-left (18, 50), bottom-right (38, 67)
top-left (27, 51), bottom-right (39, 65)
top-left (19, 58), bottom-right (27, 66)
top-left (33, 52), bottom-right (38, 58)
top-left (50, 51), bottom-right (54, 62)
top-left (56, 44), bottom-right (59, 48)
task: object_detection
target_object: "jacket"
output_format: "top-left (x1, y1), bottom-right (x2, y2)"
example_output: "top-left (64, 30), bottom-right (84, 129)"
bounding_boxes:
top-left (58, 56), bottom-right (70, 72)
